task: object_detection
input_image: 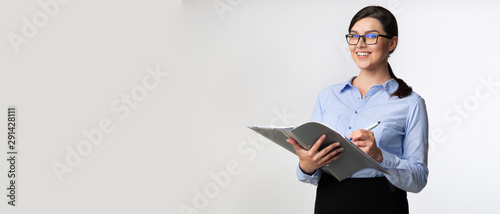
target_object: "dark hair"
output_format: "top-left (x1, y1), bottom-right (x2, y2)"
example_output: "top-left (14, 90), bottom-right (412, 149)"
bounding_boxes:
top-left (349, 6), bottom-right (412, 98)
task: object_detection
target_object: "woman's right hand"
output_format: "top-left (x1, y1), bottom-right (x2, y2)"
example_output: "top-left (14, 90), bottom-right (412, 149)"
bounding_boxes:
top-left (287, 134), bottom-right (344, 175)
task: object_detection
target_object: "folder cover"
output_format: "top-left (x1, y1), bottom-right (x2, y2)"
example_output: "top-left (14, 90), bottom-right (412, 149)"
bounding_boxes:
top-left (249, 122), bottom-right (389, 181)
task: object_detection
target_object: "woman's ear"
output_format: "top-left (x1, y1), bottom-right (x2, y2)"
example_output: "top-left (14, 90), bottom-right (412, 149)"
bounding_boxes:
top-left (389, 36), bottom-right (398, 52)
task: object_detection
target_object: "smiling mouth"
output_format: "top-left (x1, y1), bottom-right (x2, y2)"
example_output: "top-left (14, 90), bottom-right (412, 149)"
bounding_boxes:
top-left (356, 52), bottom-right (371, 56)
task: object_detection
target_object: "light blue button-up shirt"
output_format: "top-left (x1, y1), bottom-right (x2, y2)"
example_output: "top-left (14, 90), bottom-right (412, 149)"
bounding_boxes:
top-left (297, 77), bottom-right (429, 193)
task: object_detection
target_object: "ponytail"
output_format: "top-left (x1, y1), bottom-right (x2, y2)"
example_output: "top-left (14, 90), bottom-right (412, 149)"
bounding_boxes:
top-left (388, 63), bottom-right (412, 98)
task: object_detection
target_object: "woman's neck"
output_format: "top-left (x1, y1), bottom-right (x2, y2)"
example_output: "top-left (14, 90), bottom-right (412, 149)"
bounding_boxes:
top-left (352, 64), bottom-right (392, 97)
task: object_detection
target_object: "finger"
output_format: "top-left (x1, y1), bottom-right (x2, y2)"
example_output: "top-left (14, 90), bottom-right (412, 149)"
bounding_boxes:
top-left (365, 130), bottom-right (375, 140)
top-left (352, 141), bottom-right (370, 154)
top-left (359, 129), bottom-right (374, 138)
top-left (352, 140), bottom-right (363, 147)
top-left (310, 134), bottom-right (327, 152)
top-left (323, 147), bottom-right (344, 164)
top-left (318, 144), bottom-right (342, 160)
top-left (348, 129), bottom-right (360, 139)
top-left (318, 142), bottom-right (340, 156)
top-left (286, 139), bottom-right (306, 154)
top-left (351, 135), bottom-right (363, 142)
top-left (348, 129), bottom-right (362, 141)
top-left (350, 129), bottom-right (371, 142)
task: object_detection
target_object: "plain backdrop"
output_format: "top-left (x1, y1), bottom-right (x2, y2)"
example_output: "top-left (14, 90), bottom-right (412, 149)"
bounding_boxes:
top-left (1, 0), bottom-right (499, 213)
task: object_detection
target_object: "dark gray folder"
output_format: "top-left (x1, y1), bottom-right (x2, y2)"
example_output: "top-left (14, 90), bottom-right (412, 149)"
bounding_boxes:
top-left (249, 122), bottom-right (389, 181)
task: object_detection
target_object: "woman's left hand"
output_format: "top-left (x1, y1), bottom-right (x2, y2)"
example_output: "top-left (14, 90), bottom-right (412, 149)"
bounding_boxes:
top-left (348, 129), bottom-right (383, 163)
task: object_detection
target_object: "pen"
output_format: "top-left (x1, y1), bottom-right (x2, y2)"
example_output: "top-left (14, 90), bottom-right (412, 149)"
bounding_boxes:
top-left (349, 121), bottom-right (381, 141)
top-left (365, 121), bottom-right (381, 131)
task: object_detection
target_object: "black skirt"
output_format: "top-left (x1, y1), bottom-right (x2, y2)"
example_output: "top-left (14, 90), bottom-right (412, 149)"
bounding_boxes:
top-left (315, 172), bottom-right (408, 214)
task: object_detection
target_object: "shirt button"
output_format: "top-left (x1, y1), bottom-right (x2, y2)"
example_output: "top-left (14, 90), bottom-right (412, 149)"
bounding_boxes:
top-left (355, 111), bottom-right (358, 114)
top-left (348, 126), bottom-right (352, 129)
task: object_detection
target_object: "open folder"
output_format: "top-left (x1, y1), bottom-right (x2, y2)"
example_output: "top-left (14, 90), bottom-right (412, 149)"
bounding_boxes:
top-left (248, 122), bottom-right (389, 181)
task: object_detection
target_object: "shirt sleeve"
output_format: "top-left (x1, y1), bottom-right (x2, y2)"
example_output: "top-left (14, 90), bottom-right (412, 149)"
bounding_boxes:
top-left (296, 164), bottom-right (322, 186)
top-left (380, 95), bottom-right (429, 193)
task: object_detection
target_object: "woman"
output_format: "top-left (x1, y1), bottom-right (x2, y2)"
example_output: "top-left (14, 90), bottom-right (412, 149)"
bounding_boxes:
top-left (286, 6), bottom-right (428, 214)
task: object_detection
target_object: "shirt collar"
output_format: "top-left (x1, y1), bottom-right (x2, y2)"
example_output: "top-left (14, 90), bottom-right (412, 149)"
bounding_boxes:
top-left (340, 76), bottom-right (399, 95)
top-left (339, 76), bottom-right (356, 93)
top-left (383, 78), bottom-right (399, 95)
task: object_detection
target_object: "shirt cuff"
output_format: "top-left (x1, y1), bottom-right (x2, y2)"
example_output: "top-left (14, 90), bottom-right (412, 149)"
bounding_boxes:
top-left (380, 149), bottom-right (397, 170)
top-left (296, 164), bottom-right (320, 186)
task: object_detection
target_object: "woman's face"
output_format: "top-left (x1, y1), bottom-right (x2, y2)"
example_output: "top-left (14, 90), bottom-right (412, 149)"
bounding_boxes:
top-left (349, 17), bottom-right (397, 71)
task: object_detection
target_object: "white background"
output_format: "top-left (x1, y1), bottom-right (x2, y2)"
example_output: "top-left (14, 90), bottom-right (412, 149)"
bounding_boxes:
top-left (1, 0), bottom-right (499, 213)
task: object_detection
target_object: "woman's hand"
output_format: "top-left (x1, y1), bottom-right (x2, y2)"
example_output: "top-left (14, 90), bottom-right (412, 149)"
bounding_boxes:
top-left (348, 129), bottom-right (383, 162)
top-left (286, 134), bottom-right (344, 175)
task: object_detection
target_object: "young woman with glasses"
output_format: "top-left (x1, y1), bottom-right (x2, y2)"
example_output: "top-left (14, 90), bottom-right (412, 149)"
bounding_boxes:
top-left (287, 6), bottom-right (429, 214)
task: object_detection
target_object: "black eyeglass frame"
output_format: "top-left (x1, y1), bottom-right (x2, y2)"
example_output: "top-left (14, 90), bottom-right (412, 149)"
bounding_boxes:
top-left (345, 34), bottom-right (393, 45)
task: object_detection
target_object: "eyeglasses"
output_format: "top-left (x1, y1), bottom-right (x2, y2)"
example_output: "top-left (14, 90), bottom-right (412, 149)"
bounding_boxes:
top-left (345, 33), bottom-right (393, 45)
